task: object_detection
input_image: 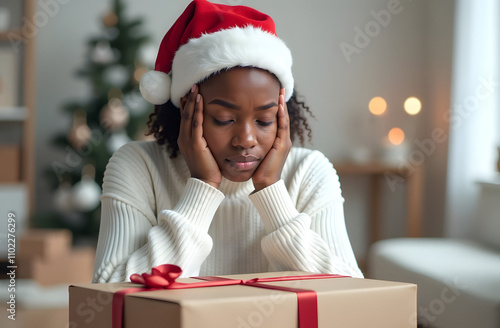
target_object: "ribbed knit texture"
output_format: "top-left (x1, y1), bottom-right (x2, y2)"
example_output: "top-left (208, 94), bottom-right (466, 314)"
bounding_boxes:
top-left (93, 141), bottom-right (363, 283)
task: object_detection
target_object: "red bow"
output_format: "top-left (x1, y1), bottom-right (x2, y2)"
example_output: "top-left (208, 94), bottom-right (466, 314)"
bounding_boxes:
top-left (130, 264), bottom-right (181, 287)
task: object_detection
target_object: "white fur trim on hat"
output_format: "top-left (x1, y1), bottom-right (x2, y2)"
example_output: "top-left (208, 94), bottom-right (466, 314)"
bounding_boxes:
top-left (139, 70), bottom-right (172, 105)
top-left (170, 26), bottom-right (294, 108)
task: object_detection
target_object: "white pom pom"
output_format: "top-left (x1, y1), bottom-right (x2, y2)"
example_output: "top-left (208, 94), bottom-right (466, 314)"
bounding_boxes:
top-left (139, 70), bottom-right (171, 105)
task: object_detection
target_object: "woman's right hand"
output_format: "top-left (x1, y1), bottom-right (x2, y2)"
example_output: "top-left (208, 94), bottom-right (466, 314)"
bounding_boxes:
top-left (178, 84), bottom-right (222, 189)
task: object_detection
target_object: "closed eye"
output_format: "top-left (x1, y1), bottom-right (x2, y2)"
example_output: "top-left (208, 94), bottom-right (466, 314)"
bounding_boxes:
top-left (213, 118), bottom-right (234, 126)
top-left (257, 120), bottom-right (275, 127)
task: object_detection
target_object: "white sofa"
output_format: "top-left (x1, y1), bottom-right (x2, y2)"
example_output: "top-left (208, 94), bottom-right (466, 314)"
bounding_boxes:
top-left (369, 179), bottom-right (500, 328)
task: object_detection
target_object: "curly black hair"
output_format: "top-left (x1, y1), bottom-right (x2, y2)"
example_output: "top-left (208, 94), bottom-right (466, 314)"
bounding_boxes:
top-left (146, 88), bottom-right (315, 158)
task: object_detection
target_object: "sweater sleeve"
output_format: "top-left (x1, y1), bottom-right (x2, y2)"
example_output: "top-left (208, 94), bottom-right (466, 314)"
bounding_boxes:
top-left (248, 151), bottom-right (363, 278)
top-left (92, 144), bottom-right (224, 283)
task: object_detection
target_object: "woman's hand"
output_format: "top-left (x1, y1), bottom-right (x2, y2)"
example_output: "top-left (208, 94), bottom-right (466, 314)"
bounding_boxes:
top-left (178, 85), bottom-right (222, 189)
top-left (252, 88), bottom-right (292, 192)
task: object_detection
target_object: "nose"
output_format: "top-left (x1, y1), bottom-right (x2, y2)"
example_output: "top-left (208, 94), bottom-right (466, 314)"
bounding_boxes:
top-left (232, 122), bottom-right (257, 149)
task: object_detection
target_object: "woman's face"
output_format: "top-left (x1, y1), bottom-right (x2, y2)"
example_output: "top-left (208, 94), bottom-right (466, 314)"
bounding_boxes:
top-left (199, 67), bottom-right (280, 182)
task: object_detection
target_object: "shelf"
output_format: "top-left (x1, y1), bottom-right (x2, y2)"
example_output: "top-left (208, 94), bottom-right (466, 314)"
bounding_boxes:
top-left (0, 0), bottom-right (36, 216)
top-left (334, 161), bottom-right (410, 176)
top-left (0, 106), bottom-right (27, 122)
top-left (0, 182), bottom-right (25, 188)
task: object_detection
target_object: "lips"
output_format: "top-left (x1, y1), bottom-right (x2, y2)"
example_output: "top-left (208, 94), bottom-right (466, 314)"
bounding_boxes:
top-left (227, 155), bottom-right (259, 162)
top-left (225, 154), bottom-right (260, 171)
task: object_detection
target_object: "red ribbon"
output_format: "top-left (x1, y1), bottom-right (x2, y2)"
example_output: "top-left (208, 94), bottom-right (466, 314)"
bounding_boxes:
top-left (112, 264), bottom-right (347, 328)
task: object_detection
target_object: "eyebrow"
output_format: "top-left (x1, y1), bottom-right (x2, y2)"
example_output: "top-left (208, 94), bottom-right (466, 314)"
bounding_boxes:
top-left (208, 99), bottom-right (278, 111)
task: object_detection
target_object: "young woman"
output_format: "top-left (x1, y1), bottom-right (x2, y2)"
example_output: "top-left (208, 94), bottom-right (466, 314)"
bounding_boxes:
top-left (93, 0), bottom-right (363, 283)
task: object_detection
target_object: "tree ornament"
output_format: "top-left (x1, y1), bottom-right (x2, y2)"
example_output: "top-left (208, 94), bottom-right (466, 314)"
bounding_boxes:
top-left (91, 40), bottom-right (115, 64)
top-left (100, 98), bottom-right (129, 131)
top-left (122, 91), bottom-right (148, 115)
top-left (104, 65), bottom-right (129, 87)
top-left (103, 11), bottom-right (118, 27)
top-left (71, 164), bottom-right (101, 212)
top-left (138, 44), bottom-right (157, 67)
top-left (107, 131), bottom-right (131, 153)
top-left (68, 109), bottom-right (91, 150)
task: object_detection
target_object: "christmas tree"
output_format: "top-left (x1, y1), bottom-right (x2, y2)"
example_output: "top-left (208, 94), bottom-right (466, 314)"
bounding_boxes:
top-left (35, 0), bottom-right (154, 241)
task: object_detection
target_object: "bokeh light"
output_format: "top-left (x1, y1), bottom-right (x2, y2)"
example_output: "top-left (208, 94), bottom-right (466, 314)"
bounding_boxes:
top-left (388, 127), bottom-right (405, 145)
top-left (368, 97), bottom-right (387, 116)
top-left (404, 97), bottom-right (421, 115)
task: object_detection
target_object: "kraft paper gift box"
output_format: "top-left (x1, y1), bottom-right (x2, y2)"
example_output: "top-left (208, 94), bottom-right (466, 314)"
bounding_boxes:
top-left (19, 247), bottom-right (95, 285)
top-left (69, 270), bottom-right (417, 328)
top-left (0, 145), bottom-right (20, 183)
top-left (18, 229), bottom-right (95, 285)
top-left (18, 229), bottom-right (72, 260)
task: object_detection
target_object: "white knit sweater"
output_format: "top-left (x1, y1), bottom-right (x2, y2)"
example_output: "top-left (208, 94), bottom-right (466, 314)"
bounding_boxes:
top-left (92, 141), bottom-right (363, 283)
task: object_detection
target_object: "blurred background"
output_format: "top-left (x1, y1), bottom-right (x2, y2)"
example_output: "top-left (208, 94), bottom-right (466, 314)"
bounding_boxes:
top-left (0, 0), bottom-right (499, 327)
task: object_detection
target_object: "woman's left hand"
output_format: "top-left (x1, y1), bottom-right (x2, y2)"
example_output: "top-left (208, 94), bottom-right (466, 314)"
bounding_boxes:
top-left (252, 88), bottom-right (292, 192)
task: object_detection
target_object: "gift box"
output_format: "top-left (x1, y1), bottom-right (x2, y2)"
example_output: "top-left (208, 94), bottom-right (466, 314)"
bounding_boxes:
top-left (18, 229), bottom-right (94, 286)
top-left (19, 247), bottom-right (95, 285)
top-left (69, 269), bottom-right (417, 328)
top-left (0, 145), bottom-right (20, 183)
top-left (18, 229), bottom-right (72, 260)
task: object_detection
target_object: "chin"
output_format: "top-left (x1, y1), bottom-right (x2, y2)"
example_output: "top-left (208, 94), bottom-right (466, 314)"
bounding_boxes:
top-left (222, 172), bottom-right (254, 183)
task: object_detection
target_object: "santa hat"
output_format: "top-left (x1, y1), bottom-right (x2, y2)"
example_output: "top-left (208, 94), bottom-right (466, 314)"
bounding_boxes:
top-left (139, 0), bottom-right (294, 107)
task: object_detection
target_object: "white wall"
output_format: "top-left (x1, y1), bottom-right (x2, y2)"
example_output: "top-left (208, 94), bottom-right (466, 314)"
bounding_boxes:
top-left (34, 0), bottom-right (455, 260)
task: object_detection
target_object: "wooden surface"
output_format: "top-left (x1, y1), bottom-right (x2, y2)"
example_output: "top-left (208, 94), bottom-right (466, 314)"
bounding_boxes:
top-left (335, 161), bottom-right (424, 248)
top-left (0, 30), bottom-right (23, 41)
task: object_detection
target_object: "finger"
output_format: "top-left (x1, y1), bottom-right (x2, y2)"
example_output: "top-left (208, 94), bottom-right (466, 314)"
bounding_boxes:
top-left (179, 85), bottom-right (198, 140)
top-left (191, 93), bottom-right (204, 140)
top-left (279, 87), bottom-right (285, 98)
top-left (277, 91), bottom-right (290, 140)
top-left (280, 88), bottom-right (289, 122)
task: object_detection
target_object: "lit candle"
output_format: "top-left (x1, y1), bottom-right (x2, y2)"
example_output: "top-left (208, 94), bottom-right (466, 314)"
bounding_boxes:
top-left (378, 127), bottom-right (410, 165)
